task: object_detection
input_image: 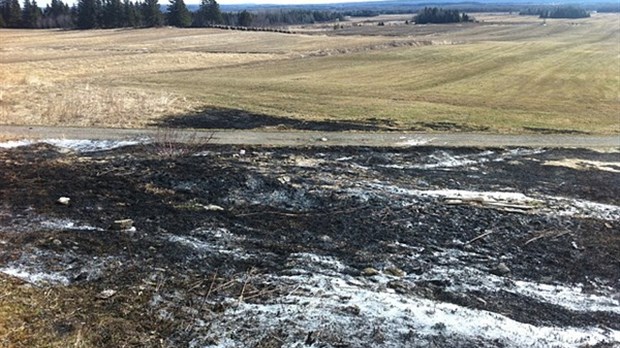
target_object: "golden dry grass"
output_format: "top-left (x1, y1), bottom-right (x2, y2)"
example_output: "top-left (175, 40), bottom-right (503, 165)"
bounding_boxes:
top-left (0, 274), bottom-right (174, 347)
top-left (0, 14), bottom-right (619, 133)
top-left (0, 27), bottom-right (412, 128)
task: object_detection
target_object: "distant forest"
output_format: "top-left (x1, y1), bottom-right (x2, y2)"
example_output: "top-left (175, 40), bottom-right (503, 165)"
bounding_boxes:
top-left (0, 0), bottom-right (344, 29)
top-left (414, 7), bottom-right (472, 24)
top-left (0, 0), bottom-right (615, 29)
top-left (519, 6), bottom-right (590, 18)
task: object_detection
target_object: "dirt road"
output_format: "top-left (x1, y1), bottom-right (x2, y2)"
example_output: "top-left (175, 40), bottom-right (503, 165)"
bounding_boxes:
top-left (1, 125), bottom-right (618, 148)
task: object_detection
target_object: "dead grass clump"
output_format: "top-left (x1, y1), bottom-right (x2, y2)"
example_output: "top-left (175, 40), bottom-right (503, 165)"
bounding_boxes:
top-left (0, 277), bottom-right (90, 347)
top-left (41, 84), bottom-right (187, 128)
top-left (0, 274), bottom-right (176, 347)
top-left (0, 82), bottom-right (194, 128)
top-left (150, 128), bottom-right (213, 158)
top-left (143, 183), bottom-right (176, 196)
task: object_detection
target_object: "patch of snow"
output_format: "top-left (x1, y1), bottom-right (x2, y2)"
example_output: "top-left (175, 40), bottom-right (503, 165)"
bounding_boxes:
top-left (167, 228), bottom-right (249, 259)
top-left (362, 183), bottom-right (620, 221)
top-left (335, 156), bottom-right (354, 161)
top-left (44, 139), bottom-right (143, 152)
top-left (40, 218), bottom-right (103, 231)
top-left (547, 198), bottom-right (620, 221)
top-left (0, 140), bottom-right (32, 149)
top-left (184, 252), bottom-right (620, 347)
top-left (543, 159), bottom-right (620, 173)
top-left (496, 148), bottom-right (546, 158)
top-left (414, 265), bottom-right (620, 314)
top-left (0, 138), bottom-right (144, 153)
top-left (395, 137), bottom-right (434, 146)
top-left (415, 150), bottom-right (493, 169)
top-left (512, 280), bottom-right (620, 314)
top-left (373, 183), bottom-right (539, 203)
top-left (0, 246), bottom-right (119, 286)
top-left (0, 266), bottom-right (70, 285)
top-left (284, 253), bottom-right (348, 276)
top-left (201, 271), bottom-right (619, 348)
top-left (379, 149), bottom-right (545, 170)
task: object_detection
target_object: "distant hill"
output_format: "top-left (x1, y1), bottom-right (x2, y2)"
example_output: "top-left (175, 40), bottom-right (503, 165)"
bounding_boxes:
top-left (180, 0), bottom-right (618, 15)
top-left (216, 0), bottom-right (618, 13)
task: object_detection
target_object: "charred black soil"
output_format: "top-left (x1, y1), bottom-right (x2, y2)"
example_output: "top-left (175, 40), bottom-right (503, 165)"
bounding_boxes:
top-left (1, 142), bottom-right (619, 347)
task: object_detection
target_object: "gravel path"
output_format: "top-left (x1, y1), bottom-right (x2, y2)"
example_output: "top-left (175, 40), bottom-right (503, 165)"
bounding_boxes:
top-left (1, 125), bottom-right (618, 148)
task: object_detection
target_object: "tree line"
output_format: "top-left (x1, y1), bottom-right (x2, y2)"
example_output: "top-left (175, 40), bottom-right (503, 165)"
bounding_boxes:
top-left (0, 0), bottom-right (349, 29)
top-left (414, 7), bottom-right (472, 24)
top-left (0, 0), bottom-right (248, 29)
top-left (519, 6), bottom-right (590, 19)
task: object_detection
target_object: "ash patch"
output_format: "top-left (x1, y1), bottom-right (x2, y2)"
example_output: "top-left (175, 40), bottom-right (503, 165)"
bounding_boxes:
top-left (0, 144), bottom-right (618, 346)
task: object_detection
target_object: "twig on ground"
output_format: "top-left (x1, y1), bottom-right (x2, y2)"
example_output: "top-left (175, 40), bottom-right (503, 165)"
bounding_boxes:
top-left (205, 272), bottom-right (217, 299)
top-left (235, 206), bottom-right (367, 218)
top-left (211, 279), bottom-right (237, 293)
top-left (242, 286), bottom-right (281, 301)
top-left (238, 269), bottom-right (254, 303)
top-left (466, 230), bottom-right (494, 245)
top-left (524, 230), bottom-right (570, 245)
top-left (183, 272), bottom-right (219, 339)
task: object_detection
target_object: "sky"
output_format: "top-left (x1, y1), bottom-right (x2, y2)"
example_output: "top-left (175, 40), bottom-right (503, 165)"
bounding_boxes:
top-left (37, 0), bottom-right (385, 10)
top-left (219, 0), bottom-right (380, 3)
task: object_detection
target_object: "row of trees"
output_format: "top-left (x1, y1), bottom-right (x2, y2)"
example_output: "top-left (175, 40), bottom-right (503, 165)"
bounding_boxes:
top-left (1, 0), bottom-right (60, 28)
top-left (1, 0), bottom-right (348, 29)
top-left (0, 0), bottom-right (253, 29)
top-left (520, 6), bottom-right (590, 19)
top-left (414, 7), bottom-right (472, 24)
top-left (251, 9), bottom-right (343, 27)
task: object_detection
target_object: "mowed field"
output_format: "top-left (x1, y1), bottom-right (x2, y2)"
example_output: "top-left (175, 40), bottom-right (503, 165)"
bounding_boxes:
top-left (1, 13), bottom-right (618, 133)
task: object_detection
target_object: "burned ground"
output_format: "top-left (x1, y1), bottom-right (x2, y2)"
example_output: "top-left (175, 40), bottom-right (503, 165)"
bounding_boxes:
top-left (0, 142), bottom-right (619, 347)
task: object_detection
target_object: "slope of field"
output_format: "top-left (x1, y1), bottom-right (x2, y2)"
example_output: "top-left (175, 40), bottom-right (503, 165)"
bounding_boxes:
top-left (1, 14), bottom-right (618, 133)
top-left (1, 27), bottom-right (412, 127)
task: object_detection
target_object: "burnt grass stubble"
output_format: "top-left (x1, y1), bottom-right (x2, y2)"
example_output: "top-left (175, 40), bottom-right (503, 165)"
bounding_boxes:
top-left (1, 143), bottom-right (619, 346)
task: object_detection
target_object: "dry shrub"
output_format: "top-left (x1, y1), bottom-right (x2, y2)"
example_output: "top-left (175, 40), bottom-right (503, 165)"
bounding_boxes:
top-left (151, 128), bottom-right (212, 158)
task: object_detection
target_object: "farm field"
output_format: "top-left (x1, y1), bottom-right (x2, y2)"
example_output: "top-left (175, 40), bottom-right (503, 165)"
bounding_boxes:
top-left (1, 11), bottom-right (620, 348)
top-left (1, 13), bottom-right (619, 133)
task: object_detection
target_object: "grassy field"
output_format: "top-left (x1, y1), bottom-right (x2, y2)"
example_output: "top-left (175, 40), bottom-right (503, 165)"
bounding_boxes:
top-left (1, 13), bottom-right (618, 133)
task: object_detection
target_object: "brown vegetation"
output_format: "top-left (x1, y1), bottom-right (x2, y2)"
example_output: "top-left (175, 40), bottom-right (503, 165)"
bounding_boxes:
top-left (1, 14), bottom-right (618, 133)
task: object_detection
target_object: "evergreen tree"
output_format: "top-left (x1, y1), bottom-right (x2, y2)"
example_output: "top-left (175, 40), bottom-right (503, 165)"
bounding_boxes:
top-left (101, 0), bottom-right (122, 27)
top-left (1, 0), bottom-right (22, 27)
top-left (43, 0), bottom-right (71, 27)
top-left (195, 0), bottom-right (222, 26)
top-left (166, 0), bottom-right (190, 27)
top-left (1, 0), bottom-right (8, 27)
top-left (77, 0), bottom-right (99, 28)
top-left (238, 9), bottom-right (252, 27)
top-left (142, 0), bottom-right (162, 27)
top-left (123, 0), bottom-right (139, 27)
top-left (21, 0), bottom-right (41, 27)
top-left (70, 4), bottom-right (78, 25)
top-left (21, 0), bottom-right (30, 26)
top-left (31, 0), bottom-right (42, 27)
